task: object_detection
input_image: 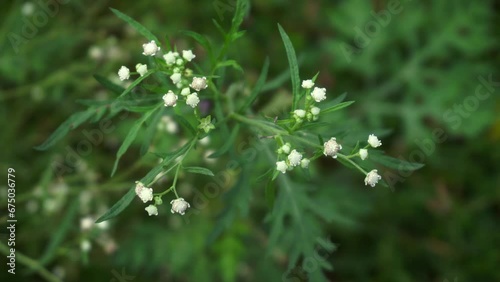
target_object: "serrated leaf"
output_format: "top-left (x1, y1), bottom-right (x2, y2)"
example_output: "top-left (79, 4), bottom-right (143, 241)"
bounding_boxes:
top-left (93, 74), bottom-right (125, 95)
top-left (110, 8), bottom-right (159, 43)
top-left (174, 114), bottom-right (196, 136)
top-left (34, 107), bottom-right (96, 150)
top-left (239, 57), bottom-right (270, 112)
top-left (184, 166), bottom-right (215, 176)
top-left (209, 124), bottom-right (240, 158)
top-left (321, 101), bottom-right (355, 114)
top-left (111, 105), bottom-right (161, 176)
top-left (277, 24), bottom-right (301, 110)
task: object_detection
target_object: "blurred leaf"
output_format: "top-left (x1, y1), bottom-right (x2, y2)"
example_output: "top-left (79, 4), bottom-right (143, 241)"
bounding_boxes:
top-left (321, 101), bottom-right (355, 114)
top-left (184, 166), bottom-right (215, 176)
top-left (240, 57), bottom-right (270, 112)
top-left (110, 8), bottom-right (160, 43)
top-left (93, 74), bottom-right (125, 95)
top-left (209, 124), bottom-right (240, 158)
top-left (174, 114), bottom-right (197, 136)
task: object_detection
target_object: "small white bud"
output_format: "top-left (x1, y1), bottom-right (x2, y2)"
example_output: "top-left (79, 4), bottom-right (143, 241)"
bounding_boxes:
top-left (182, 50), bottom-right (196, 61)
top-left (186, 93), bottom-right (200, 108)
top-left (118, 66), bottom-right (130, 81)
top-left (323, 137), bottom-right (342, 158)
top-left (142, 40), bottom-right (160, 56)
top-left (301, 79), bottom-right (315, 89)
top-left (300, 158), bottom-right (310, 168)
top-left (293, 109), bottom-right (306, 118)
top-left (135, 63), bottom-right (148, 77)
top-left (311, 87), bottom-right (327, 102)
top-left (280, 143), bottom-right (291, 154)
top-left (163, 51), bottom-right (178, 65)
top-left (368, 134), bottom-right (382, 148)
top-left (170, 73), bottom-right (182, 84)
top-left (311, 107), bottom-right (320, 116)
top-left (145, 205), bottom-right (158, 216)
top-left (170, 198), bottom-right (190, 215)
top-left (364, 169), bottom-right (381, 187)
top-left (287, 149), bottom-right (303, 167)
top-left (162, 91), bottom-right (178, 107)
top-left (180, 87), bottom-right (191, 96)
top-left (276, 161), bottom-right (288, 174)
top-left (359, 149), bottom-right (368, 160)
top-left (190, 77), bottom-right (208, 91)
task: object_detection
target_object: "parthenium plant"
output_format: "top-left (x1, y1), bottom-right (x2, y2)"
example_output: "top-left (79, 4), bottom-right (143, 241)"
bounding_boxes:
top-left (35, 1), bottom-right (420, 279)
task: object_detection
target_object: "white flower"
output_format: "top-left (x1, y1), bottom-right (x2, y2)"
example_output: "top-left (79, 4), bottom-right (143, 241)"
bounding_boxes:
top-left (135, 63), bottom-right (148, 77)
top-left (276, 161), bottom-right (288, 174)
top-left (142, 40), bottom-right (160, 56)
top-left (323, 137), bottom-right (342, 158)
top-left (170, 73), bottom-right (182, 84)
top-left (368, 134), bottom-right (382, 148)
top-left (293, 109), bottom-right (306, 118)
top-left (81, 240), bottom-right (91, 252)
top-left (364, 169), bottom-right (381, 187)
top-left (186, 93), bottom-right (200, 108)
top-left (135, 181), bottom-right (154, 203)
top-left (359, 149), bottom-right (368, 160)
top-left (163, 91), bottom-right (178, 107)
top-left (145, 205), bottom-right (158, 216)
top-left (170, 198), bottom-right (190, 215)
top-left (118, 66), bottom-right (130, 81)
top-left (176, 58), bottom-right (184, 66)
top-left (190, 77), bottom-right (208, 91)
top-left (300, 158), bottom-right (310, 168)
top-left (80, 216), bottom-right (93, 231)
top-left (182, 50), bottom-right (196, 61)
top-left (280, 143), bottom-right (291, 154)
top-left (288, 149), bottom-right (303, 167)
top-left (180, 87), bottom-right (191, 96)
top-left (302, 79), bottom-right (314, 89)
top-left (311, 87), bottom-right (327, 102)
top-left (163, 51), bottom-right (178, 65)
top-left (311, 107), bottom-right (320, 116)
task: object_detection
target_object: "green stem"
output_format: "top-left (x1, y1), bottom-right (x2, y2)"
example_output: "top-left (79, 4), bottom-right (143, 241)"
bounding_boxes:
top-left (0, 241), bottom-right (62, 282)
top-left (337, 153), bottom-right (368, 175)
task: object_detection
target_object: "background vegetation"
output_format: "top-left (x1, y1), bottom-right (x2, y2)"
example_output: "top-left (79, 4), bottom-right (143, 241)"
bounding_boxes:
top-left (1, 0), bottom-right (499, 281)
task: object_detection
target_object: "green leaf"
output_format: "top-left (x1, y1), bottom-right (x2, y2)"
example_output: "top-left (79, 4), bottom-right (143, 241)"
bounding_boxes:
top-left (265, 179), bottom-right (276, 208)
top-left (180, 30), bottom-right (213, 61)
top-left (117, 71), bottom-right (154, 99)
top-left (110, 8), bottom-right (159, 42)
top-left (370, 153), bottom-right (425, 171)
top-left (209, 124), bottom-right (240, 158)
top-left (277, 24), bottom-right (301, 110)
top-left (34, 107), bottom-right (96, 150)
top-left (184, 166), bottom-right (215, 176)
top-left (140, 107), bottom-right (163, 156)
top-left (239, 57), bottom-right (270, 112)
top-left (174, 114), bottom-right (197, 136)
top-left (230, 0), bottom-right (249, 35)
top-left (95, 185), bottom-right (136, 223)
top-left (93, 74), bottom-right (125, 95)
top-left (111, 105), bottom-right (161, 176)
top-left (321, 101), bottom-right (355, 114)
top-left (215, 60), bottom-right (243, 73)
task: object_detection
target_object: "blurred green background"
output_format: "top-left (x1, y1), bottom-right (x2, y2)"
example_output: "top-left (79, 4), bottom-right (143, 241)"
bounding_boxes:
top-left (1, 0), bottom-right (499, 281)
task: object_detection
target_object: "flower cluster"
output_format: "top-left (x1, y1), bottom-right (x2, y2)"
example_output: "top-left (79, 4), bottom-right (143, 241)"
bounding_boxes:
top-left (291, 79), bottom-right (327, 123)
top-left (135, 181), bottom-right (191, 216)
top-left (276, 143), bottom-right (309, 174)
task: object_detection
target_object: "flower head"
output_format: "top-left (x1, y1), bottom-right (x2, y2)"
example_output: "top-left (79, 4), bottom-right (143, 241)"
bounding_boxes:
top-left (80, 216), bottom-right (93, 231)
top-left (310, 107), bottom-right (320, 116)
top-left (170, 198), bottom-right (190, 215)
top-left (293, 109), bottom-right (306, 119)
top-left (163, 91), bottom-right (178, 107)
top-left (368, 134), bottom-right (382, 148)
top-left (180, 87), bottom-right (191, 96)
top-left (145, 205), bottom-right (158, 216)
top-left (163, 51), bottom-right (178, 65)
top-left (170, 73), bottom-right (182, 84)
top-left (287, 149), bottom-right (303, 167)
top-left (302, 79), bottom-right (315, 89)
top-left (118, 66), bottom-right (130, 81)
top-left (279, 143), bottom-right (291, 154)
top-left (138, 187), bottom-right (153, 203)
top-left (135, 63), bottom-right (148, 77)
top-left (182, 50), bottom-right (196, 61)
top-left (323, 137), bottom-right (342, 158)
top-left (301, 158), bottom-right (310, 168)
top-left (311, 87), bottom-right (327, 102)
top-left (186, 93), bottom-right (200, 108)
top-left (142, 40), bottom-right (160, 56)
top-left (364, 169), bottom-right (381, 187)
top-left (276, 161), bottom-right (288, 174)
top-left (359, 149), bottom-right (368, 160)
top-left (190, 77), bottom-right (208, 91)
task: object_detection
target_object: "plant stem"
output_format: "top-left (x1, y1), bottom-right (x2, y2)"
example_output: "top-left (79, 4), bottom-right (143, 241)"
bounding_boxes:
top-left (337, 153), bottom-right (368, 175)
top-left (0, 241), bottom-right (62, 282)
